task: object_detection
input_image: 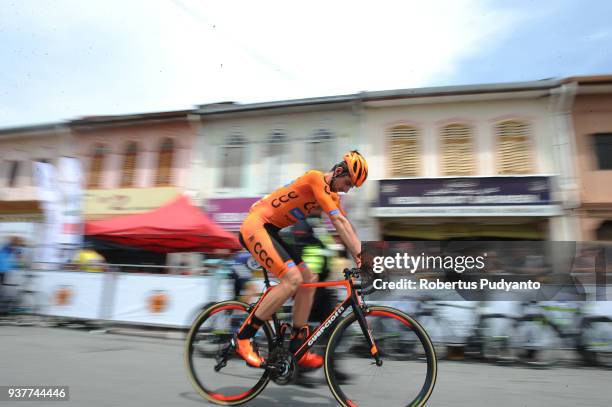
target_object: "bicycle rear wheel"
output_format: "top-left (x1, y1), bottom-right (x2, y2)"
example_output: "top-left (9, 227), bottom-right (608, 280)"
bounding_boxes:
top-left (325, 306), bottom-right (437, 407)
top-left (185, 300), bottom-right (273, 406)
top-left (581, 316), bottom-right (612, 368)
top-left (512, 316), bottom-right (562, 368)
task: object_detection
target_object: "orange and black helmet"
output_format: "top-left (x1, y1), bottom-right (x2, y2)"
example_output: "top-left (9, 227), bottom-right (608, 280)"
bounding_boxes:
top-left (343, 150), bottom-right (368, 187)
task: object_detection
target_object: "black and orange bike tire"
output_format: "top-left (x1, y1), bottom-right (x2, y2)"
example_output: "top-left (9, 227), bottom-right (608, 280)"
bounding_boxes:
top-left (184, 300), bottom-right (274, 406)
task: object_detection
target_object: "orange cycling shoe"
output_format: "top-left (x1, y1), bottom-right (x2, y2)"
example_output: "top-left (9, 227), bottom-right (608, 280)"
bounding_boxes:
top-left (297, 351), bottom-right (323, 369)
top-left (291, 326), bottom-right (324, 369)
top-left (235, 337), bottom-right (265, 368)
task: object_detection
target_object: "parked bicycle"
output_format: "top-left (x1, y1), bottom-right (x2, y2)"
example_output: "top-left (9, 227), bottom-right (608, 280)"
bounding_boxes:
top-left (511, 301), bottom-right (612, 368)
top-left (185, 267), bottom-right (437, 406)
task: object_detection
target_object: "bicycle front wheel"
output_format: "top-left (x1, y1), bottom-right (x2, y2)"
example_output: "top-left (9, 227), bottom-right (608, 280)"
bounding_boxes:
top-left (325, 305), bottom-right (437, 407)
top-left (184, 300), bottom-right (273, 406)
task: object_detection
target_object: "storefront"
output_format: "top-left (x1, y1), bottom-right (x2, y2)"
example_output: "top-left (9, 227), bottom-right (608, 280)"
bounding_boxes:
top-left (371, 176), bottom-right (562, 241)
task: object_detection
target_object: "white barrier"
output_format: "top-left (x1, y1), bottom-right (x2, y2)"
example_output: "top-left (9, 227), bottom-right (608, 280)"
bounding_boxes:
top-left (109, 274), bottom-right (232, 327)
top-left (34, 271), bottom-right (107, 319)
top-left (26, 270), bottom-right (234, 327)
top-left (15, 269), bottom-right (612, 331)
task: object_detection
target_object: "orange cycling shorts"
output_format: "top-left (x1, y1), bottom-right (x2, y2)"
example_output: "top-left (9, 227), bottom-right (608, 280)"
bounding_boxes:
top-left (239, 214), bottom-right (304, 278)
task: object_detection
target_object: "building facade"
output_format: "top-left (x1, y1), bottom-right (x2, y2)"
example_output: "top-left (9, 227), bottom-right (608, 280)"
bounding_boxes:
top-left (570, 76), bottom-right (612, 241)
top-left (188, 80), bottom-right (590, 242)
top-left (192, 97), bottom-right (360, 232)
top-left (70, 111), bottom-right (198, 220)
top-left (0, 123), bottom-right (73, 246)
top-left (362, 80), bottom-right (577, 241)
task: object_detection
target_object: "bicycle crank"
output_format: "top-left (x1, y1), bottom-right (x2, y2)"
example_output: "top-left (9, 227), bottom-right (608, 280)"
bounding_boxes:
top-left (267, 348), bottom-right (296, 385)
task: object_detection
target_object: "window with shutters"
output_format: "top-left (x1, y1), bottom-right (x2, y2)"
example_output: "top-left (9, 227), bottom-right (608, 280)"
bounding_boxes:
top-left (87, 143), bottom-right (106, 189)
top-left (496, 120), bottom-right (533, 174)
top-left (593, 133), bottom-right (612, 170)
top-left (264, 130), bottom-right (286, 192)
top-left (388, 125), bottom-right (419, 177)
top-left (221, 134), bottom-right (246, 188)
top-left (307, 129), bottom-right (336, 172)
top-left (155, 138), bottom-right (175, 186)
top-left (441, 124), bottom-right (474, 176)
top-left (121, 141), bottom-right (139, 188)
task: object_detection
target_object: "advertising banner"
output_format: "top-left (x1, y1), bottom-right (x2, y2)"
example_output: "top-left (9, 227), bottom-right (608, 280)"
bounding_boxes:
top-left (32, 162), bottom-right (61, 266)
top-left (109, 274), bottom-right (233, 327)
top-left (35, 271), bottom-right (107, 319)
top-left (57, 157), bottom-right (84, 264)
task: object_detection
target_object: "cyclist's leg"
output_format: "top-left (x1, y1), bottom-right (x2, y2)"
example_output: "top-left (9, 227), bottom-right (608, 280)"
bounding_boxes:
top-left (236, 219), bottom-right (303, 366)
top-left (292, 263), bottom-right (317, 328)
top-left (253, 267), bottom-right (302, 320)
top-left (239, 222), bottom-right (303, 321)
top-left (259, 224), bottom-right (317, 328)
top-left (262, 227), bottom-right (324, 367)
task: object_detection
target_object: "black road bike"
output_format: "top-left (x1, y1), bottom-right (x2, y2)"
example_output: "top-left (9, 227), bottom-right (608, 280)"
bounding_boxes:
top-left (185, 268), bottom-right (437, 406)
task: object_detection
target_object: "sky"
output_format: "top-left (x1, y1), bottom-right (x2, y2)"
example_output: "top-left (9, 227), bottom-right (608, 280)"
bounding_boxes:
top-left (1, 0), bottom-right (611, 128)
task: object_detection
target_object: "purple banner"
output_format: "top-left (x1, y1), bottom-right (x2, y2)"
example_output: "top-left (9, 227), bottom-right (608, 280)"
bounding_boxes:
top-left (378, 176), bottom-right (553, 207)
top-left (203, 197), bottom-right (261, 231)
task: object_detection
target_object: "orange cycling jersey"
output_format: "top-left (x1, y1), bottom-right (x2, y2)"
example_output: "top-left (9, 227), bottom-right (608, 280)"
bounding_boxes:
top-left (249, 170), bottom-right (346, 228)
top-left (239, 171), bottom-right (345, 278)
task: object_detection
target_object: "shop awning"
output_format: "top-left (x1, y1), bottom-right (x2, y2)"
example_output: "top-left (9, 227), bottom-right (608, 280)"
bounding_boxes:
top-left (85, 195), bottom-right (241, 253)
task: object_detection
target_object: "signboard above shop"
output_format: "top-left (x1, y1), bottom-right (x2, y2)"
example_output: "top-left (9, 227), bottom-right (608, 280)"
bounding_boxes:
top-left (84, 187), bottom-right (179, 220)
top-left (373, 176), bottom-right (561, 217)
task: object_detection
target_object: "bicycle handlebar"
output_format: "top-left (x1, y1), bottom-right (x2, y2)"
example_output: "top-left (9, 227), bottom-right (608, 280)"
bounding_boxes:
top-left (343, 268), bottom-right (360, 279)
top-left (343, 268), bottom-right (379, 296)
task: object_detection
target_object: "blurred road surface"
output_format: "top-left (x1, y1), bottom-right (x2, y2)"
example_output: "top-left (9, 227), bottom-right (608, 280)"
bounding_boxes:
top-left (2, 326), bottom-right (611, 406)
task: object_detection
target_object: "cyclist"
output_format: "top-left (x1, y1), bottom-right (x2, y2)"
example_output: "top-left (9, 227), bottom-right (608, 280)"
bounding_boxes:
top-left (236, 151), bottom-right (367, 369)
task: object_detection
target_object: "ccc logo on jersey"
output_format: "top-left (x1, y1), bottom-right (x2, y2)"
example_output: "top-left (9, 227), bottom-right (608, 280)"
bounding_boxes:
top-left (271, 191), bottom-right (298, 208)
top-left (253, 242), bottom-right (274, 268)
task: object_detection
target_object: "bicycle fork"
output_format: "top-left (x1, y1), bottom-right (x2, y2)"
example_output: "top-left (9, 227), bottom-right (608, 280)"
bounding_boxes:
top-left (352, 302), bottom-right (383, 367)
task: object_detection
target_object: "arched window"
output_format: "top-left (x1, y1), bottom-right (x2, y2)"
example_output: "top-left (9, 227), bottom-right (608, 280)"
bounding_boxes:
top-left (307, 129), bottom-right (336, 171)
top-left (87, 143), bottom-right (107, 188)
top-left (441, 123), bottom-right (474, 176)
top-left (120, 141), bottom-right (139, 188)
top-left (155, 138), bottom-right (175, 186)
top-left (496, 120), bottom-right (532, 174)
top-left (388, 125), bottom-right (419, 177)
top-left (221, 134), bottom-right (246, 188)
top-left (264, 130), bottom-right (287, 192)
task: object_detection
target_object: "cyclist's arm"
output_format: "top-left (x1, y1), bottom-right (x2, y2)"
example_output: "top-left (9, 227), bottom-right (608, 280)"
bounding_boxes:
top-left (306, 171), bottom-right (361, 266)
top-left (330, 213), bottom-right (361, 267)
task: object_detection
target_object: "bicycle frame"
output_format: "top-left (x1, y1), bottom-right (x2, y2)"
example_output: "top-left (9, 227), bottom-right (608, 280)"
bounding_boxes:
top-left (242, 275), bottom-right (382, 366)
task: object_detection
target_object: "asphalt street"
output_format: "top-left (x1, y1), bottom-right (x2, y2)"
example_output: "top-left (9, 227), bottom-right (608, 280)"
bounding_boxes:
top-left (2, 325), bottom-right (611, 406)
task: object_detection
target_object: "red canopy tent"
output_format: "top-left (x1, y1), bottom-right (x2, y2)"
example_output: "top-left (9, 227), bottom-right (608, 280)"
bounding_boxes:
top-left (85, 195), bottom-right (241, 253)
